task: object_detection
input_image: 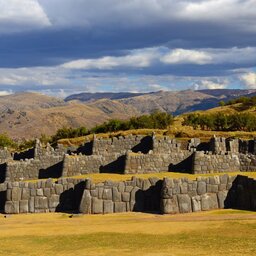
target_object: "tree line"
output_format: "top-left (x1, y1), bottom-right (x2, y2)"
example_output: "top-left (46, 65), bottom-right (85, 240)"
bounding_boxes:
top-left (183, 112), bottom-right (256, 131)
top-left (0, 111), bottom-right (173, 149)
top-left (219, 95), bottom-right (256, 110)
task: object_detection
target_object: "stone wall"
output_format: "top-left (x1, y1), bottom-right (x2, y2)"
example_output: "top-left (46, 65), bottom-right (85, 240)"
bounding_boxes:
top-left (192, 151), bottom-right (240, 174)
top-left (0, 182), bottom-right (7, 211)
top-left (62, 153), bottom-right (124, 176)
top-left (0, 148), bottom-right (12, 164)
top-left (79, 177), bottom-right (162, 214)
top-left (0, 141), bottom-right (67, 182)
top-left (210, 136), bottom-right (227, 154)
top-left (124, 151), bottom-right (193, 174)
top-left (4, 178), bottom-right (86, 214)
top-left (239, 154), bottom-right (256, 172)
top-left (5, 153), bottom-right (64, 181)
top-left (226, 175), bottom-right (256, 211)
top-left (161, 175), bottom-right (235, 214)
top-left (2, 135), bottom-right (256, 182)
top-left (92, 135), bottom-right (153, 155)
top-left (2, 175), bottom-right (256, 214)
top-left (152, 137), bottom-right (182, 154)
top-left (34, 140), bottom-right (67, 159)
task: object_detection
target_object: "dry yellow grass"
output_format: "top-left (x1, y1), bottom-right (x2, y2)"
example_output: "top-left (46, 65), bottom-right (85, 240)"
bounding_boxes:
top-left (58, 110), bottom-right (256, 147)
top-left (168, 115), bottom-right (256, 140)
top-left (72, 171), bottom-right (256, 183)
top-left (58, 129), bottom-right (169, 147)
top-left (25, 171), bottom-right (256, 184)
top-left (0, 210), bottom-right (255, 256)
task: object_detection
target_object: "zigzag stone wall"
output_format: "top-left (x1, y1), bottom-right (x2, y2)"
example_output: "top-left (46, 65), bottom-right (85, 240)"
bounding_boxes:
top-left (124, 151), bottom-right (193, 174)
top-left (62, 153), bottom-right (122, 176)
top-left (4, 178), bottom-right (86, 214)
top-left (3, 174), bottom-right (255, 214)
top-left (192, 151), bottom-right (241, 174)
top-left (161, 175), bottom-right (234, 214)
top-left (2, 135), bottom-right (256, 182)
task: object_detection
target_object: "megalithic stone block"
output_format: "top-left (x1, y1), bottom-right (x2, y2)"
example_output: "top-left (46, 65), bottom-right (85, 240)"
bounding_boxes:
top-left (5, 201), bottom-right (19, 214)
top-left (161, 196), bottom-right (179, 214)
top-left (79, 190), bottom-right (91, 214)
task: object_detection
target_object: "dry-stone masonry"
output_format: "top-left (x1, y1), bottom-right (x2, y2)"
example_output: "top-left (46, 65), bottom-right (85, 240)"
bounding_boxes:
top-left (1, 135), bottom-right (256, 182)
top-left (161, 175), bottom-right (235, 214)
top-left (2, 174), bottom-right (256, 214)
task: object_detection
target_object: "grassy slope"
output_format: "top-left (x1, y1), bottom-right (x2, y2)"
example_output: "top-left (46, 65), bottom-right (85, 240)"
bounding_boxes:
top-left (169, 103), bottom-right (256, 140)
top-left (58, 103), bottom-right (256, 147)
top-left (0, 210), bottom-right (255, 256)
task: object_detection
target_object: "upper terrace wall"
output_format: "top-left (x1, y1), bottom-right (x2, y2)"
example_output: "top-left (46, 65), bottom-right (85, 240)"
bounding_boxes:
top-left (124, 151), bottom-right (193, 174)
top-left (92, 135), bottom-right (153, 155)
top-left (2, 135), bottom-right (256, 182)
top-left (192, 151), bottom-right (241, 174)
top-left (0, 148), bottom-right (12, 164)
top-left (62, 135), bottom-right (190, 176)
top-left (2, 141), bottom-right (67, 182)
top-left (62, 153), bottom-right (125, 177)
top-left (210, 136), bottom-right (256, 154)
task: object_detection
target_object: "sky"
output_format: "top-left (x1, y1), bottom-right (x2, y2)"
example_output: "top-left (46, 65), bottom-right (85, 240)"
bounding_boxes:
top-left (0, 0), bottom-right (256, 97)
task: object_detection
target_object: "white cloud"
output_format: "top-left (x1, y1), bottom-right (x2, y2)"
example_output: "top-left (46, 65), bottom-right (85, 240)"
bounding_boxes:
top-left (177, 0), bottom-right (256, 31)
top-left (240, 72), bottom-right (256, 89)
top-left (193, 79), bottom-right (229, 90)
top-left (211, 47), bottom-right (256, 64)
top-left (61, 46), bottom-right (256, 70)
top-left (0, 0), bottom-right (51, 33)
top-left (0, 90), bottom-right (13, 96)
top-left (0, 64), bottom-right (233, 94)
top-left (1, 0), bottom-right (256, 36)
top-left (147, 84), bottom-right (169, 91)
top-left (61, 48), bottom-right (158, 69)
top-left (38, 0), bottom-right (256, 32)
top-left (0, 67), bottom-right (68, 86)
top-left (161, 49), bottom-right (212, 65)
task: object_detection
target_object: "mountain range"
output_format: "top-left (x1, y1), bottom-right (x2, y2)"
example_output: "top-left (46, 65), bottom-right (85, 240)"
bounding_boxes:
top-left (0, 89), bottom-right (255, 139)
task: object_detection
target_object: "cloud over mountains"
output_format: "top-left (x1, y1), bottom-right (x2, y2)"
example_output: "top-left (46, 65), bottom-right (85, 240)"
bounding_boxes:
top-left (0, 0), bottom-right (256, 95)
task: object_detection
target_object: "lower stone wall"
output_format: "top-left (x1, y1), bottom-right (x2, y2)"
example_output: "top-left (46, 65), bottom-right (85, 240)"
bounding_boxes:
top-left (124, 151), bottom-right (193, 174)
top-left (226, 175), bottom-right (256, 211)
top-left (192, 151), bottom-right (240, 174)
top-left (2, 175), bottom-right (256, 214)
top-left (0, 182), bottom-right (7, 212)
top-left (161, 175), bottom-right (234, 214)
top-left (4, 178), bottom-right (86, 214)
top-left (79, 177), bottom-right (162, 214)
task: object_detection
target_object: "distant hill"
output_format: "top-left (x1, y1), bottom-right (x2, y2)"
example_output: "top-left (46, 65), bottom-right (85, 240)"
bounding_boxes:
top-left (68, 89), bottom-right (256, 115)
top-left (0, 93), bottom-right (135, 140)
top-left (1, 89), bottom-right (256, 140)
top-left (65, 92), bottom-right (145, 102)
top-left (197, 89), bottom-right (256, 98)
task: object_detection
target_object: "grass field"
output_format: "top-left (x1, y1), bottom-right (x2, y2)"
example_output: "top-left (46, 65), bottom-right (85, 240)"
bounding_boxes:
top-left (25, 171), bottom-right (256, 184)
top-left (70, 171), bottom-right (256, 183)
top-left (0, 210), bottom-right (255, 256)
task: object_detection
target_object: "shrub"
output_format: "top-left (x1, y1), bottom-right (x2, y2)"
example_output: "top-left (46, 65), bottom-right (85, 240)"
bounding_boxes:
top-left (0, 133), bottom-right (16, 148)
top-left (183, 112), bottom-right (256, 131)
